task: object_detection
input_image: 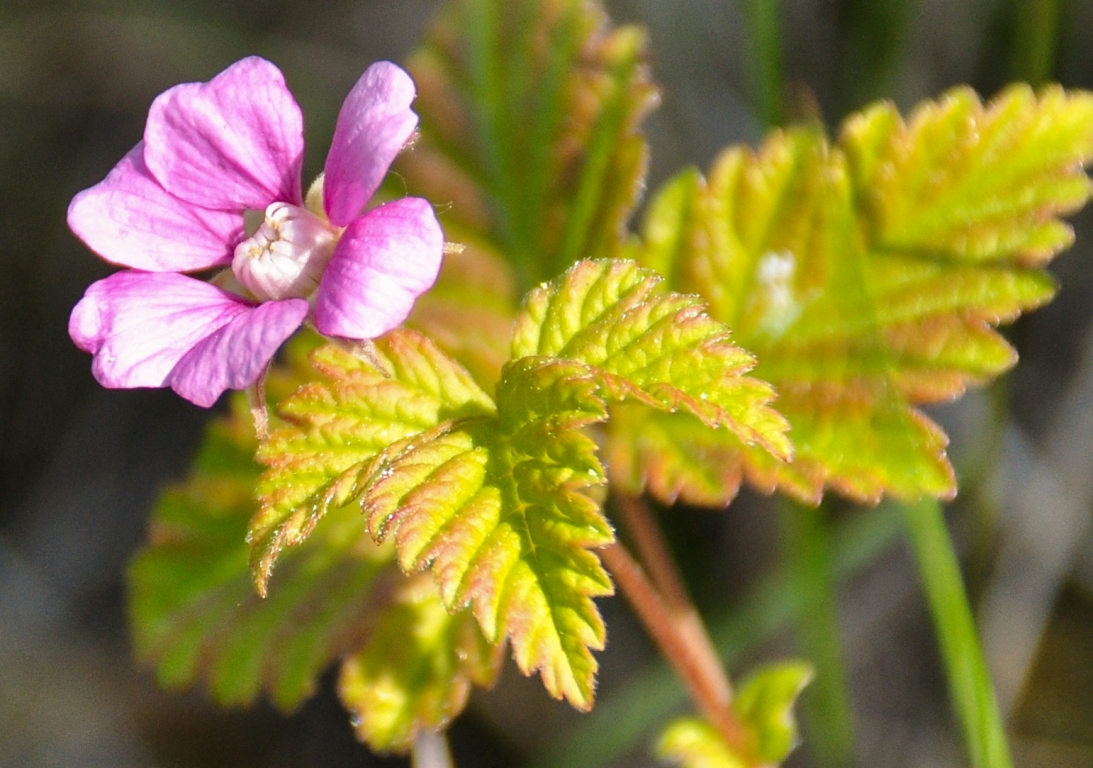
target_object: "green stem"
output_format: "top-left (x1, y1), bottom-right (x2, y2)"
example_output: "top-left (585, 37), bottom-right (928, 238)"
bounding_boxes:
top-left (741, 0), bottom-right (785, 128)
top-left (781, 500), bottom-right (856, 767)
top-left (1010, 0), bottom-right (1060, 86)
top-left (900, 499), bottom-right (1013, 768)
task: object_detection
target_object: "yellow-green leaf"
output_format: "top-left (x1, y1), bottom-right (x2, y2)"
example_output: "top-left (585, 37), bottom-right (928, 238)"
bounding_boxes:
top-left (250, 333), bottom-right (496, 594)
top-left (735, 662), bottom-right (813, 763)
top-left (625, 87), bottom-right (1093, 504)
top-left (360, 357), bottom-right (614, 710)
top-left (513, 259), bottom-right (792, 463)
top-left (261, 261), bottom-right (788, 710)
top-left (657, 718), bottom-right (746, 768)
top-left (128, 396), bottom-right (393, 713)
top-left (657, 662), bottom-right (812, 768)
top-left (339, 573), bottom-right (503, 753)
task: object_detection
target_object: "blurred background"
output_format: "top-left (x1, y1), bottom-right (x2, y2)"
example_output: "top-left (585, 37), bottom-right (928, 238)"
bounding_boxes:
top-left (2, 0), bottom-right (1093, 766)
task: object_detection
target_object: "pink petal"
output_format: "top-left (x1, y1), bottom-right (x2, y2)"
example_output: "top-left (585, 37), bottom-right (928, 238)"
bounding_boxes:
top-left (313, 197), bottom-right (443, 339)
top-left (68, 143), bottom-right (243, 272)
top-left (70, 272), bottom-right (252, 391)
top-left (168, 298), bottom-right (308, 407)
top-left (323, 61), bottom-right (418, 227)
top-left (144, 56), bottom-right (304, 211)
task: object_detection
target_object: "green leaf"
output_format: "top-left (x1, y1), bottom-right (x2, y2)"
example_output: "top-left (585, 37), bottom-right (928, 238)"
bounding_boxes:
top-left (250, 333), bottom-right (496, 595)
top-left (657, 718), bottom-right (746, 768)
top-left (128, 396), bottom-right (393, 713)
top-left (512, 259), bottom-right (792, 461)
top-left (734, 662), bottom-right (813, 764)
top-left (624, 86), bottom-right (1093, 503)
top-left (656, 663), bottom-right (812, 768)
top-left (133, 338), bottom-right (502, 753)
top-left (339, 573), bottom-right (503, 753)
top-left (258, 260), bottom-right (789, 709)
top-left (360, 357), bottom-right (615, 710)
top-left (395, 0), bottom-right (659, 286)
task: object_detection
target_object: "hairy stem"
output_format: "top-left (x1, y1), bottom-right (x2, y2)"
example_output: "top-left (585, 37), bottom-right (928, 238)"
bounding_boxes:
top-left (613, 492), bottom-right (693, 612)
top-left (603, 494), bottom-right (755, 761)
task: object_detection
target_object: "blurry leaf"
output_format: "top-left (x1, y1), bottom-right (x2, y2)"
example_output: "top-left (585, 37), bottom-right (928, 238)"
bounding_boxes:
top-left (249, 334), bottom-right (496, 594)
top-left (734, 661), bottom-right (813, 763)
top-left (657, 718), bottom-right (745, 768)
top-left (339, 573), bottom-right (503, 752)
top-left (408, 237), bottom-right (518, 389)
top-left (624, 86), bottom-right (1093, 503)
top-left (842, 85), bottom-right (1093, 266)
top-left (656, 662), bottom-right (812, 768)
top-left (397, 0), bottom-right (659, 286)
top-left (129, 395), bottom-right (393, 712)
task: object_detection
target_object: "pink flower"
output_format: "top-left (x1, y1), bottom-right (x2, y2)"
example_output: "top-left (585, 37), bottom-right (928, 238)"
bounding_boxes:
top-left (68, 57), bottom-right (443, 407)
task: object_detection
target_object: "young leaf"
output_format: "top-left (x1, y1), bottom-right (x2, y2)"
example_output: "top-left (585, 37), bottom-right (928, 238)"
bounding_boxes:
top-left (657, 662), bottom-right (812, 768)
top-left (129, 397), bottom-right (394, 712)
top-left (657, 718), bottom-right (746, 768)
top-left (339, 573), bottom-right (503, 752)
top-left (249, 334), bottom-right (496, 594)
top-left (395, 0), bottom-right (659, 285)
top-left (624, 86), bottom-right (1093, 504)
top-left (734, 662), bottom-right (814, 764)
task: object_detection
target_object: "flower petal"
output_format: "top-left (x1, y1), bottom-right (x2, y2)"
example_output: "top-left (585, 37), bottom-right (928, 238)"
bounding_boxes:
top-left (313, 197), bottom-right (443, 339)
top-left (323, 61), bottom-right (418, 227)
top-left (70, 271), bottom-right (252, 392)
top-left (144, 56), bottom-right (304, 211)
top-left (68, 143), bottom-right (243, 272)
top-left (168, 298), bottom-right (308, 407)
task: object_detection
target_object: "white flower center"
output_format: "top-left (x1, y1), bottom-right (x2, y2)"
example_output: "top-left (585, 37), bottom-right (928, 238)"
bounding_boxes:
top-left (232, 202), bottom-right (338, 301)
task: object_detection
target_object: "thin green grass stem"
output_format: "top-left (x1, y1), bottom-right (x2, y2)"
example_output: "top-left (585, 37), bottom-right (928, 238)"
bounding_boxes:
top-left (1011, 0), bottom-right (1060, 86)
top-left (900, 499), bottom-right (1014, 768)
top-left (741, 0), bottom-right (784, 128)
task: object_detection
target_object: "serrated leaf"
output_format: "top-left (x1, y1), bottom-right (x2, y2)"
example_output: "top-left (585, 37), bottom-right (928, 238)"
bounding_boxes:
top-left (250, 333), bottom-right (496, 594)
top-left (129, 396), bottom-right (393, 713)
top-left (258, 261), bottom-right (787, 709)
top-left (339, 573), bottom-right (503, 753)
top-left (513, 258), bottom-right (792, 464)
top-left (843, 85), bottom-right (1093, 265)
top-left (735, 662), bottom-right (813, 764)
top-left (395, 0), bottom-right (658, 285)
top-left (625, 87), bottom-right (1093, 503)
top-left (360, 357), bottom-right (615, 710)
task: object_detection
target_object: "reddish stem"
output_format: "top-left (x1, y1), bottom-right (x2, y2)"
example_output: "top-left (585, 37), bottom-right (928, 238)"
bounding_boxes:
top-left (601, 532), bottom-right (756, 762)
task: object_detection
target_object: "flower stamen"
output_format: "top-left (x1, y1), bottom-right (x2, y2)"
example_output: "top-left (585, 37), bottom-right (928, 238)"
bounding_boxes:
top-left (232, 202), bottom-right (338, 301)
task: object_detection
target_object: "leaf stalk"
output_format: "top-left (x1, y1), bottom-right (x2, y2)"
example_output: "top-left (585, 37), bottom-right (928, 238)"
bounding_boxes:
top-left (603, 493), bottom-right (758, 763)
